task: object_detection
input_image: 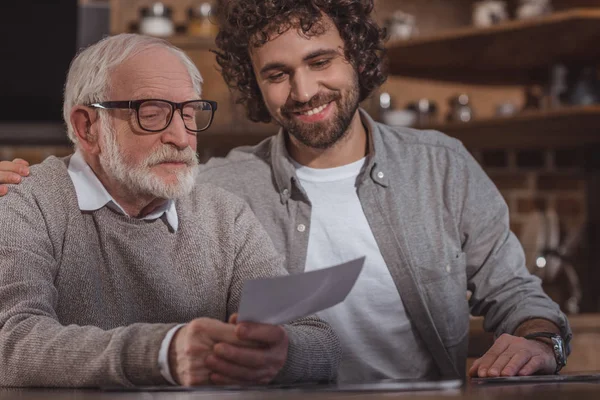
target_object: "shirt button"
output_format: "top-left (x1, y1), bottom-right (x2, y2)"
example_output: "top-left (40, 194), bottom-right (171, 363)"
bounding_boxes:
top-left (446, 264), bottom-right (451, 273)
top-left (297, 224), bottom-right (306, 232)
top-left (377, 171), bottom-right (384, 179)
top-left (282, 188), bottom-right (289, 196)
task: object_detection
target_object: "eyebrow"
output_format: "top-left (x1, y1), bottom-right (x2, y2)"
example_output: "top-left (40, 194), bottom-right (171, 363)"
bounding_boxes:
top-left (259, 48), bottom-right (341, 75)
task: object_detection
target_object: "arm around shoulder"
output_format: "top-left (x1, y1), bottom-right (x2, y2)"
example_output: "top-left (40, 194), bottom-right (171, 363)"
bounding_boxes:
top-left (0, 159), bottom-right (30, 196)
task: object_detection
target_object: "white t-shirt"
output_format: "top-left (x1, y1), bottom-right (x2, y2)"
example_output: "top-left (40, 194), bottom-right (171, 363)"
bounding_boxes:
top-left (295, 157), bottom-right (435, 382)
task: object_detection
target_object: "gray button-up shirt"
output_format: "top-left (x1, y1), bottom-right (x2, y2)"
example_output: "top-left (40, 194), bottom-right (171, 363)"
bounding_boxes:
top-left (197, 109), bottom-right (572, 378)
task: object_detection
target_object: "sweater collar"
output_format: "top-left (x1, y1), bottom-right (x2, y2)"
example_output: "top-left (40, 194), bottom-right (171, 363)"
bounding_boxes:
top-left (67, 150), bottom-right (178, 231)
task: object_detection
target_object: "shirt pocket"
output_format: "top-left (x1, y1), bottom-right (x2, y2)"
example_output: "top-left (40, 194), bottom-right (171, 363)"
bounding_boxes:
top-left (419, 251), bottom-right (470, 347)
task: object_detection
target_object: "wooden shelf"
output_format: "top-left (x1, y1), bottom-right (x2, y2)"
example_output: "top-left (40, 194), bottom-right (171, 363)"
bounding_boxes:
top-left (167, 35), bottom-right (216, 50)
top-left (196, 131), bottom-right (275, 148)
top-left (423, 105), bottom-right (600, 149)
top-left (5, 107), bottom-right (596, 151)
top-left (0, 121), bottom-right (274, 149)
top-left (203, 106), bottom-right (600, 151)
top-left (0, 123), bottom-right (70, 146)
top-left (387, 8), bottom-right (600, 85)
top-left (195, 121), bottom-right (277, 155)
top-left (202, 106), bottom-right (600, 151)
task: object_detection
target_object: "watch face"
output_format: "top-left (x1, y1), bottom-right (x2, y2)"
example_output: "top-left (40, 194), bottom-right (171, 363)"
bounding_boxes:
top-left (524, 332), bottom-right (567, 372)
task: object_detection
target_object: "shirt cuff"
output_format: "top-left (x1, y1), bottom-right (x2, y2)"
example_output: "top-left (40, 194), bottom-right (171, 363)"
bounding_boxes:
top-left (158, 323), bottom-right (186, 385)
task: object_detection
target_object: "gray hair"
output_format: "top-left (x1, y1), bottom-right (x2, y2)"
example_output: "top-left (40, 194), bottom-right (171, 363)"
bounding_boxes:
top-left (63, 33), bottom-right (203, 144)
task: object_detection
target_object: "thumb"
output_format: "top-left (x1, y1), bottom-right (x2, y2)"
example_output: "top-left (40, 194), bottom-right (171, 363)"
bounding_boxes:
top-left (13, 158), bottom-right (30, 166)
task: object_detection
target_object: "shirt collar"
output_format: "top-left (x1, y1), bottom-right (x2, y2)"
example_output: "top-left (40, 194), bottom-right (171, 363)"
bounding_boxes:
top-left (67, 150), bottom-right (179, 231)
top-left (269, 108), bottom-right (389, 203)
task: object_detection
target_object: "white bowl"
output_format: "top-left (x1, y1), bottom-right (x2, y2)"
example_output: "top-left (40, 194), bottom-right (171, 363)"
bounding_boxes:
top-left (382, 109), bottom-right (417, 127)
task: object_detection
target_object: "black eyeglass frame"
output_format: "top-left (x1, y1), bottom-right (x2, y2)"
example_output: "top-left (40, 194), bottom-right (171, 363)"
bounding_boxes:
top-left (87, 99), bottom-right (218, 133)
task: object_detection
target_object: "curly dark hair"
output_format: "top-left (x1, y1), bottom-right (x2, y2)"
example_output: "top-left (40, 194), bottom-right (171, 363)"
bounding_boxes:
top-left (212, 0), bottom-right (388, 123)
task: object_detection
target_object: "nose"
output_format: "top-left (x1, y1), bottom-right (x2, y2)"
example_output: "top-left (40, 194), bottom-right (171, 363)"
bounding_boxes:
top-left (289, 70), bottom-right (319, 103)
top-left (161, 110), bottom-right (191, 150)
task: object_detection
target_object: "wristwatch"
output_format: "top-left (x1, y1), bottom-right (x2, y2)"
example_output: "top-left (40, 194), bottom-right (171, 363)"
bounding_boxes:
top-left (524, 332), bottom-right (567, 374)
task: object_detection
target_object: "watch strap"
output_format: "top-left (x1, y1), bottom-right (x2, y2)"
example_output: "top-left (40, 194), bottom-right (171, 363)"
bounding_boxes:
top-left (524, 332), bottom-right (566, 374)
top-left (524, 332), bottom-right (559, 340)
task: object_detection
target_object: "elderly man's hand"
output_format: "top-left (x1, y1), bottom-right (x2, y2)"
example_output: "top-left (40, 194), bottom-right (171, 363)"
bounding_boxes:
top-left (0, 159), bottom-right (29, 196)
top-left (468, 333), bottom-right (556, 378)
top-left (169, 317), bottom-right (256, 386)
top-left (205, 314), bottom-right (289, 385)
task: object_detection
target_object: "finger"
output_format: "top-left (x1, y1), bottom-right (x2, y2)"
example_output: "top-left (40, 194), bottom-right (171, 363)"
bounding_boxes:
top-left (205, 354), bottom-right (272, 383)
top-left (236, 323), bottom-right (286, 345)
top-left (468, 359), bottom-right (481, 377)
top-left (0, 185), bottom-right (7, 197)
top-left (187, 318), bottom-right (255, 347)
top-left (229, 313), bottom-right (238, 325)
top-left (12, 158), bottom-right (30, 167)
top-left (0, 161), bottom-right (29, 176)
top-left (182, 356), bottom-right (214, 371)
top-left (518, 355), bottom-right (546, 376)
top-left (487, 352), bottom-right (516, 377)
top-left (0, 171), bottom-right (22, 185)
top-left (474, 337), bottom-right (512, 377)
top-left (213, 343), bottom-right (275, 369)
top-left (500, 349), bottom-right (533, 377)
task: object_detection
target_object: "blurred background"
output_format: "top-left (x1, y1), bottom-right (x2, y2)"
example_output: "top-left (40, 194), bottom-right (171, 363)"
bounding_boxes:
top-left (0, 0), bottom-right (599, 373)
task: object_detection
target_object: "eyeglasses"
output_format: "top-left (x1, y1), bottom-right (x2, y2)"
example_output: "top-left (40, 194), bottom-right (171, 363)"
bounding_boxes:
top-left (88, 99), bottom-right (218, 133)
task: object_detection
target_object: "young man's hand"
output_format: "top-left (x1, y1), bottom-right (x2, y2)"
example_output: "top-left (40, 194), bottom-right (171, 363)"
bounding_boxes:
top-left (0, 159), bottom-right (29, 196)
top-left (468, 333), bottom-right (556, 377)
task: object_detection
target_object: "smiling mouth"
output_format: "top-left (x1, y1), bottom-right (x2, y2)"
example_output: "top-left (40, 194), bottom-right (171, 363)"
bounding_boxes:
top-left (294, 102), bottom-right (331, 117)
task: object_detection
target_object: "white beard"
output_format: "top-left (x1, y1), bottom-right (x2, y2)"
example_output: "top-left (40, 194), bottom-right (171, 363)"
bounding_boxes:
top-left (98, 115), bottom-right (198, 200)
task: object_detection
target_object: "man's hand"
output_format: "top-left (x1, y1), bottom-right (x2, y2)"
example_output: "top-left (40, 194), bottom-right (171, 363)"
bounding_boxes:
top-left (205, 314), bottom-right (289, 385)
top-left (0, 159), bottom-right (29, 196)
top-left (169, 317), bottom-right (256, 386)
top-left (468, 333), bottom-right (556, 378)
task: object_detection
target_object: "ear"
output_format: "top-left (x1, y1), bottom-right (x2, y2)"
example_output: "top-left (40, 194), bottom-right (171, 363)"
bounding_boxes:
top-left (71, 105), bottom-right (101, 155)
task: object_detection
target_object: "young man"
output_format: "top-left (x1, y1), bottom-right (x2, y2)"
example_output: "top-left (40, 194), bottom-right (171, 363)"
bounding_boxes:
top-left (0, 0), bottom-right (571, 382)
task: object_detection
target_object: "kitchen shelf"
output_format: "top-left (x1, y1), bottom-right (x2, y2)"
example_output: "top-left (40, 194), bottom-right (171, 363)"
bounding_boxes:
top-left (0, 123), bottom-right (275, 148)
top-left (387, 8), bottom-right (600, 85)
top-left (196, 130), bottom-right (275, 148)
top-left (198, 106), bottom-right (600, 151)
top-left (423, 105), bottom-right (600, 149)
top-left (167, 35), bottom-right (216, 50)
top-left (0, 123), bottom-right (70, 146)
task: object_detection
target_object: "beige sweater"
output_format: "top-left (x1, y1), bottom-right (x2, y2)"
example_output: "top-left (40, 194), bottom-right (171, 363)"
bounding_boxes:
top-left (0, 156), bottom-right (340, 387)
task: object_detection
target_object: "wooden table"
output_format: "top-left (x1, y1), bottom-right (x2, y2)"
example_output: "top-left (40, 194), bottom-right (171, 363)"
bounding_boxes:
top-left (1, 381), bottom-right (599, 399)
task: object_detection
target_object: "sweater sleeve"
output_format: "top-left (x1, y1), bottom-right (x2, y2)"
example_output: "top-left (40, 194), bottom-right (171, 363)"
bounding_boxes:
top-left (456, 146), bottom-right (572, 347)
top-left (0, 180), bottom-right (176, 388)
top-left (226, 201), bottom-right (341, 383)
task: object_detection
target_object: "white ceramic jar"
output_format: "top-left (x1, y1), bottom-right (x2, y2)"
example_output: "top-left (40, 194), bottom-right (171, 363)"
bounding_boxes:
top-left (139, 2), bottom-right (174, 37)
top-left (472, 0), bottom-right (508, 27)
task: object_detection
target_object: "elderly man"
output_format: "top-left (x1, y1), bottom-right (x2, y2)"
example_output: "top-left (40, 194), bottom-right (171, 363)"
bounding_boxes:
top-left (0, 33), bottom-right (340, 388)
top-left (1, 0), bottom-right (572, 383)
